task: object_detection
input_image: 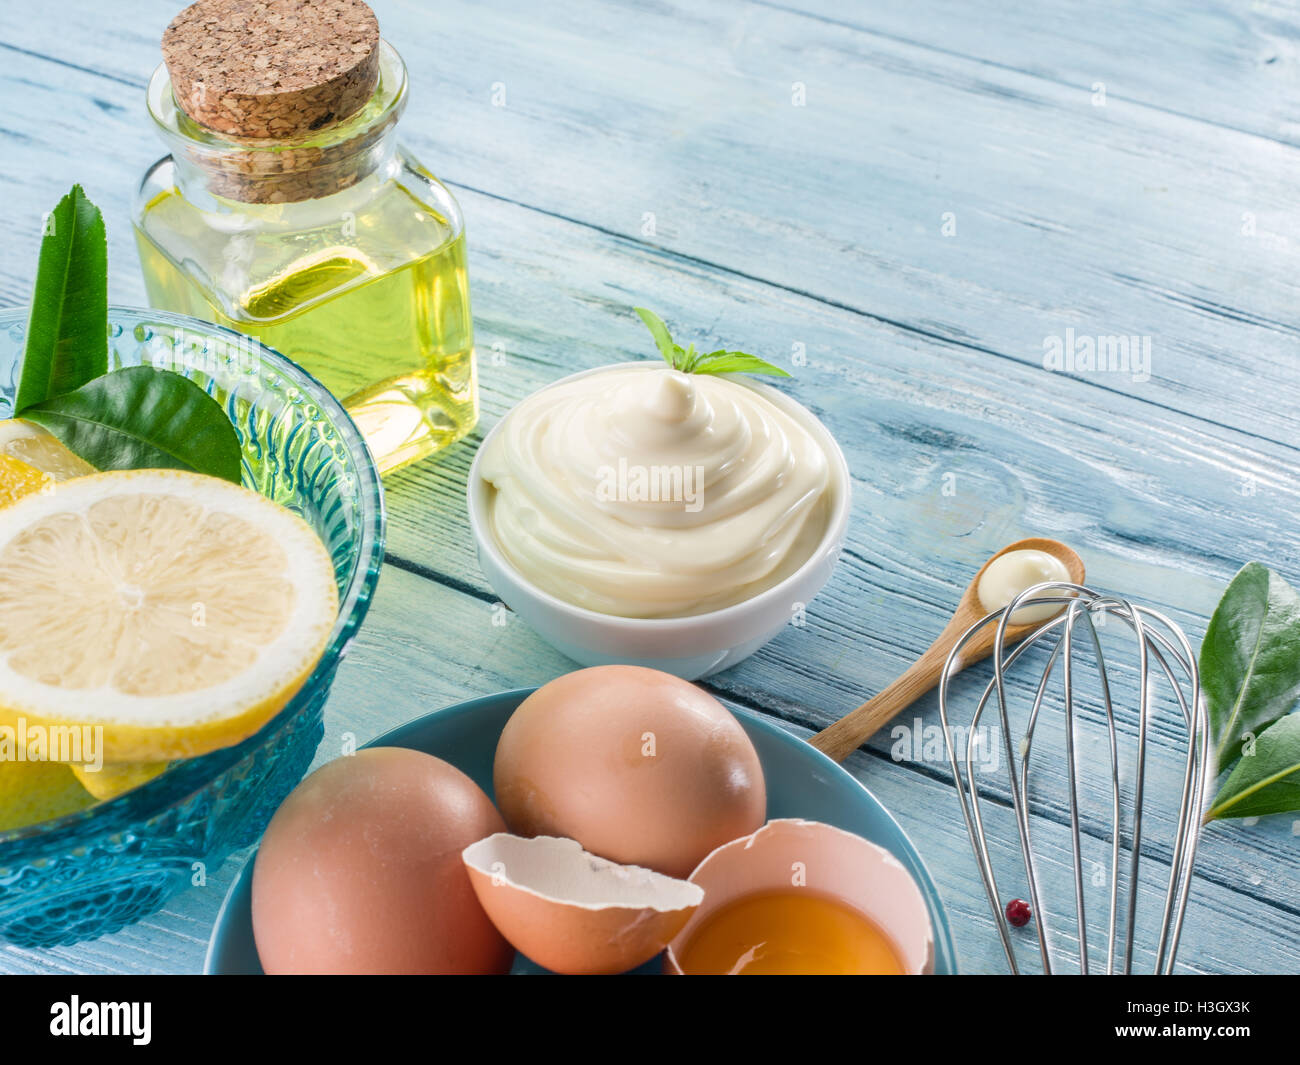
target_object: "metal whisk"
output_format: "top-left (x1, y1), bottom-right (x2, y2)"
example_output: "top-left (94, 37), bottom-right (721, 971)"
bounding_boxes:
top-left (937, 582), bottom-right (1210, 974)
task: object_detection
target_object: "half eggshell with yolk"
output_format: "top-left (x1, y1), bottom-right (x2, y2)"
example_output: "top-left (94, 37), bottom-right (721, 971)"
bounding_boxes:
top-left (663, 819), bottom-right (935, 975)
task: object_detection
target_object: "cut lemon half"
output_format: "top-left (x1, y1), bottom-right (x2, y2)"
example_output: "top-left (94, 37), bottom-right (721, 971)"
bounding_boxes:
top-left (0, 419), bottom-right (95, 481)
top-left (0, 470), bottom-right (339, 763)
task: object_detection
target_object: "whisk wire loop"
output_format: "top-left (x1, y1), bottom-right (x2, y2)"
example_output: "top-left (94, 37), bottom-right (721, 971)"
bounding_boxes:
top-left (938, 582), bottom-right (1208, 975)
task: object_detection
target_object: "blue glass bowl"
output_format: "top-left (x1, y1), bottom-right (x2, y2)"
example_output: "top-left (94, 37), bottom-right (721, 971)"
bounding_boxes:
top-left (0, 307), bottom-right (386, 947)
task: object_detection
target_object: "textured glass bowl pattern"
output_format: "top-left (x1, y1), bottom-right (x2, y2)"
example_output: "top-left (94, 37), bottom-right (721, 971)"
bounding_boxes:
top-left (0, 307), bottom-right (385, 947)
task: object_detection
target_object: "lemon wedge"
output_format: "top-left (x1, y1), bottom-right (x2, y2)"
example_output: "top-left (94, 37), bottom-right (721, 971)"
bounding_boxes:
top-left (71, 760), bottom-right (168, 800)
top-left (0, 469), bottom-right (339, 763)
top-left (0, 454), bottom-right (53, 509)
top-left (0, 758), bottom-right (93, 832)
top-left (0, 419), bottom-right (94, 482)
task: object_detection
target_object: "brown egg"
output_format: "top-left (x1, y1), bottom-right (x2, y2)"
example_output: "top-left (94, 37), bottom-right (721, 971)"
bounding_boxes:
top-left (252, 747), bottom-right (513, 975)
top-left (493, 666), bottom-right (766, 879)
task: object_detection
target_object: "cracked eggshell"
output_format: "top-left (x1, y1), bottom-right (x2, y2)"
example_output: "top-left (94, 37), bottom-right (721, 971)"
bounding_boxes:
top-left (463, 833), bottom-right (705, 975)
top-left (664, 819), bottom-right (935, 975)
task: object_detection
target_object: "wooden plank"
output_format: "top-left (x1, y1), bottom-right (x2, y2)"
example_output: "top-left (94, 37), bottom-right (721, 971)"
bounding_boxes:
top-left (768, 0), bottom-right (1300, 146)
top-left (0, 35), bottom-right (1296, 936)
top-left (0, 2), bottom-right (1295, 974)
top-left (1, 1), bottom-right (1299, 446)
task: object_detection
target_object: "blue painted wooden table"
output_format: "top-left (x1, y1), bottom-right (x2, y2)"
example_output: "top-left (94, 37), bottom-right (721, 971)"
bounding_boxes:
top-left (1, 0), bottom-right (1298, 975)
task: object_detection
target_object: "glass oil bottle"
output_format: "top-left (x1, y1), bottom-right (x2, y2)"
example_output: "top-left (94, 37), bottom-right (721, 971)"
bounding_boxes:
top-left (133, 10), bottom-right (476, 475)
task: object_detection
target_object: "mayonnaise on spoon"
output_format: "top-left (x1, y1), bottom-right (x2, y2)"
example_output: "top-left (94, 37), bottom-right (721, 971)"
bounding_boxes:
top-left (977, 548), bottom-right (1072, 624)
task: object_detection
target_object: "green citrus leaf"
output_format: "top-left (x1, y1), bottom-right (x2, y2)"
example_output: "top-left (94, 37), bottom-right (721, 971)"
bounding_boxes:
top-left (15, 185), bottom-right (108, 414)
top-left (23, 366), bottom-right (242, 483)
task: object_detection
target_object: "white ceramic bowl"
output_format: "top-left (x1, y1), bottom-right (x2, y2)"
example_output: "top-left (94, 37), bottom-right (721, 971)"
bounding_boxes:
top-left (466, 363), bottom-right (851, 680)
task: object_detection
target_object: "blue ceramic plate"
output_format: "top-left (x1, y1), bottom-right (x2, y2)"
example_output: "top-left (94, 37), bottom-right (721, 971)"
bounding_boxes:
top-left (205, 689), bottom-right (957, 974)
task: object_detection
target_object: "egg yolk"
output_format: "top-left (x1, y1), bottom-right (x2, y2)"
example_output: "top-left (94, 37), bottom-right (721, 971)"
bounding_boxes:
top-left (676, 890), bottom-right (905, 975)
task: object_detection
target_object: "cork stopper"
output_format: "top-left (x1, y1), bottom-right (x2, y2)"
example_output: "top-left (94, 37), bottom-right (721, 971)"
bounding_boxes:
top-left (162, 0), bottom-right (380, 139)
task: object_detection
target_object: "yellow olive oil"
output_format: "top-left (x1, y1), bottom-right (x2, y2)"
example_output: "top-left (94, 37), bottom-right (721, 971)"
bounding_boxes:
top-left (135, 184), bottom-right (477, 474)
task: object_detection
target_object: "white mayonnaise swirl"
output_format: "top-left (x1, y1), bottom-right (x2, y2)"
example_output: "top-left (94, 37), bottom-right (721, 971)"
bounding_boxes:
top-left (478, 365), bottom-right (832, 618)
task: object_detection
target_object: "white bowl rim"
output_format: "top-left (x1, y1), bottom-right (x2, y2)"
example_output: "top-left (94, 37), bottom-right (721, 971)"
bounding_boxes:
top-left (466, 361), bottom-right (852, 630)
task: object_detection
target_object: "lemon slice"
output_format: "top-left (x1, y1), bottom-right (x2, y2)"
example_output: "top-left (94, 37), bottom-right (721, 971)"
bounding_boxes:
top-left (0, 419), bottom-right (95, 481)
top-left (0, 759), bottom-right (93, 832)
top-left (0, 469), bottom-right (339, 762)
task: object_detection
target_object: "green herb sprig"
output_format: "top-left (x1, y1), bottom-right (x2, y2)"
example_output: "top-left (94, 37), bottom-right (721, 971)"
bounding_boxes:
top-left (14, 186), bottom-right (241, 483)
top-left (15, 185), bottom-right (108, 414)
top-left (1201, 561), bottom-right (1300, 820)
top-left (634, 307), bottom-right (791, 378)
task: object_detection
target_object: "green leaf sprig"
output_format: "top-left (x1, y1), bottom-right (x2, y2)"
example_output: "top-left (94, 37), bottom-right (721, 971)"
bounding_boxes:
top-left (1200, 561), bottom-right (1300, 821)
top-left (24, 368), bottom-right (242, 482)
top-left (634, 307), bottom-right (791, 378)
top-left (1210, 715), bottom-right (1300, 819)
top-left (13, 186), bottom-right (241, 483)
top-left (15, 185), bottom-right (108, 414)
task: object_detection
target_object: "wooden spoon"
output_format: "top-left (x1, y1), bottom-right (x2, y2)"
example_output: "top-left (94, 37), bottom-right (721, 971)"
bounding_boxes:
top-left (809, 537), bottom-right (1085, 763)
